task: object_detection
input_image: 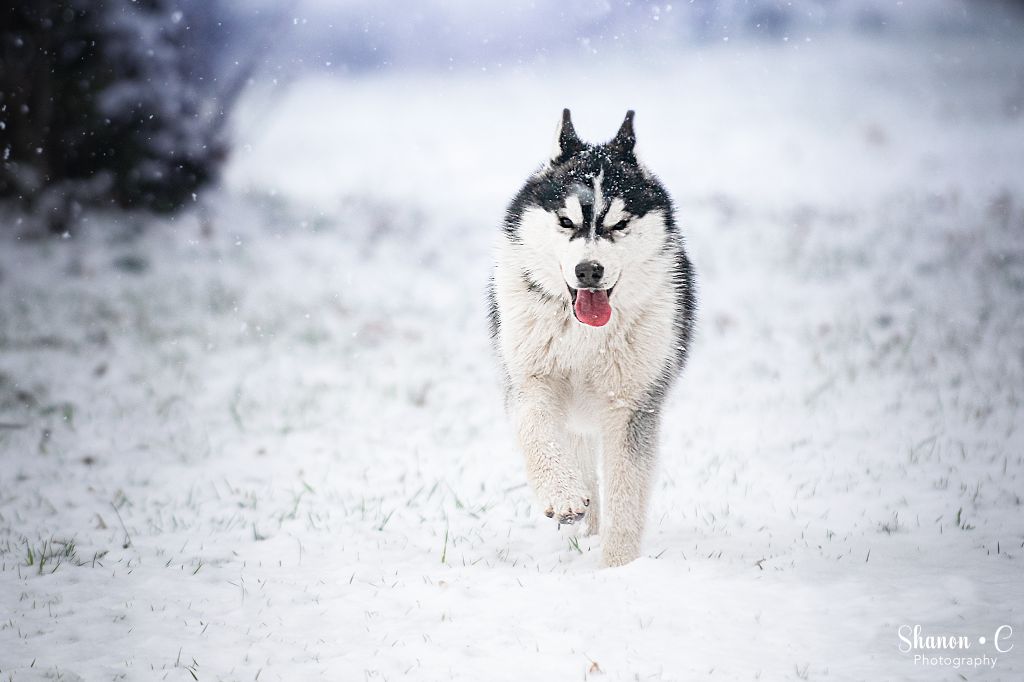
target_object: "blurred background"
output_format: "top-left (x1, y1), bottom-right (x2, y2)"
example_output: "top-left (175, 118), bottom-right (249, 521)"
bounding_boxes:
top-left (3, 0), bottom-right (1023, 233)
top-left (1, 1), bottom-right (1023, 679)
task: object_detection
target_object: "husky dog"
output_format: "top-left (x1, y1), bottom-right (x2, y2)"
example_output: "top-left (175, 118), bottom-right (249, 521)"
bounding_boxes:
top-left (488, 109), bottom-right (695, 567)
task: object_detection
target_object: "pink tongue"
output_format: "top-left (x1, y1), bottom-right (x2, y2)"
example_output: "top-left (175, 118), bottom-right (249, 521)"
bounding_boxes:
top-left (574, 289), bottom-right (612, 327)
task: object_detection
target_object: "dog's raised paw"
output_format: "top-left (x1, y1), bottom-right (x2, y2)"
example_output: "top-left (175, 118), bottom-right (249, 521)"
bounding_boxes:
top-left (544, 496), bottom-right (589, 525)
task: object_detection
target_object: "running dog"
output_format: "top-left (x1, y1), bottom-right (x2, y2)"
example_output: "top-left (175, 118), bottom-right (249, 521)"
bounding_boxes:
top-left (488, 109), bottom-right (696, 566)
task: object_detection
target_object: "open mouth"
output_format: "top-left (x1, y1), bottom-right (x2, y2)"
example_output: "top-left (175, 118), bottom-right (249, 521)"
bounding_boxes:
top-left (568, 285), bottom-right (614, 327)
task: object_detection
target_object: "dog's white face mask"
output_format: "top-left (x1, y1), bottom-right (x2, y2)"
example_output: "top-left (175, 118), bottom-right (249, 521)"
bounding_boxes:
top-left (516, 182), bottom-right (668, 328)
top-left (509, 109), bottom-right (672, 328)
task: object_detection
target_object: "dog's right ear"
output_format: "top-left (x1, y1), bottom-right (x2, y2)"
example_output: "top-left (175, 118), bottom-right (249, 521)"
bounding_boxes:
top-left (549, 108), bottom-right (584, 165)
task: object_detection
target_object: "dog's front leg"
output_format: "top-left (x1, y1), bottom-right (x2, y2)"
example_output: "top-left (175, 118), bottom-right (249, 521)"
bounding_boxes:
top-left (513, 376), bottom-right (590, 525)
top-left (601, 405), bottom-right (660, 566)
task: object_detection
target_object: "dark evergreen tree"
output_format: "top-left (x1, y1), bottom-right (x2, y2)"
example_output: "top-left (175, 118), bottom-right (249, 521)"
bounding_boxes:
top-left (0, 0), bottom-right (231, 233)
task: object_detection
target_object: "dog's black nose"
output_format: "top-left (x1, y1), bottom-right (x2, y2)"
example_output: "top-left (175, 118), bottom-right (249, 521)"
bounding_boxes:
top-left (574, 260), bottom-right (604, 287)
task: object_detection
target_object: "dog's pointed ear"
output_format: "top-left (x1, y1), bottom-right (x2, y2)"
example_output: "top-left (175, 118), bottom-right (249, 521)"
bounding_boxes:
top-left (608, 110), bottom-right (636, 156)
top-left (550, 108), bottom-right (584, 165)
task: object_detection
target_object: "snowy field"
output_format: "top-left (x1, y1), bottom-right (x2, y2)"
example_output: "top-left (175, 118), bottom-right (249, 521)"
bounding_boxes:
top-left (2, 31), bottom-right (1024, 681)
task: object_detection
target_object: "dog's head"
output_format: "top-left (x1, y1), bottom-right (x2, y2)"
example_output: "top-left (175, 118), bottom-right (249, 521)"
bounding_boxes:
top-left (505, 109), bottom-right (673, 327)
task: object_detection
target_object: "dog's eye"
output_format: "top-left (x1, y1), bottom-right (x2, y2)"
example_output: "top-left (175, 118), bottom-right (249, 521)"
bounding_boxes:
top-left (558, 216), bottom-right (575, 229)
top-left (610, 220), bottom-right (629, 231)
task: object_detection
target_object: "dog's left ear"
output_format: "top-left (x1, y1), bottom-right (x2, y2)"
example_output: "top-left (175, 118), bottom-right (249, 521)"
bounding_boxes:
top-left (608, 110), bottom-right (636, 156)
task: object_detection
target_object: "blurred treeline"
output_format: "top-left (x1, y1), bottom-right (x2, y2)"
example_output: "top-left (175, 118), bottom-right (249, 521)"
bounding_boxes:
top-left (0, 0), bottom-right (253, 234)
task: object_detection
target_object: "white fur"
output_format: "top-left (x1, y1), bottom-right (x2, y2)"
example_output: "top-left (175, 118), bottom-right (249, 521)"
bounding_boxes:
top-left (604, 198), bottom-right (630, 226)
top-left (562, 195), bottom-right (583, 225)
top-left (493, 206), bottom-right (679, 566)
top-left (590, 168), bottom-right (605, 239)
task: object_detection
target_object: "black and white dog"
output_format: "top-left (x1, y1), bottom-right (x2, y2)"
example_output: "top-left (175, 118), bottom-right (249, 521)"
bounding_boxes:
top-left (488, 110), bottom-right (696, 566)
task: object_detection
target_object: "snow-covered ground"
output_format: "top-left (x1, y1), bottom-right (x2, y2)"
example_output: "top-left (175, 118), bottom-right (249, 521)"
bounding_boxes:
top-left (2, 31), bottom-right (1024, 681)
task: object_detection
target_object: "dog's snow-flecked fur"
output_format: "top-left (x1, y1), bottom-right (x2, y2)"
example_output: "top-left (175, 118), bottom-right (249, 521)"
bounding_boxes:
top-left (488, 110), bottom-right (696, 566)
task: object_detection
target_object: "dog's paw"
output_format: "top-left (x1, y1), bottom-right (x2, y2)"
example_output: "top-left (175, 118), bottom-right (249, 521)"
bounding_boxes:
top-left (601, 548), bottom-right (637, 567)
top-left (600, 532), bottom-right (640, 567)
top-left (543, 492), bottom-right (589, 525)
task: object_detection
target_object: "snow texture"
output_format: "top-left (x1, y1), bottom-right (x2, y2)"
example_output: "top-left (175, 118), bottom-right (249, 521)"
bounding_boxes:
top-left (1, 29), bottom-right (1023, 682)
